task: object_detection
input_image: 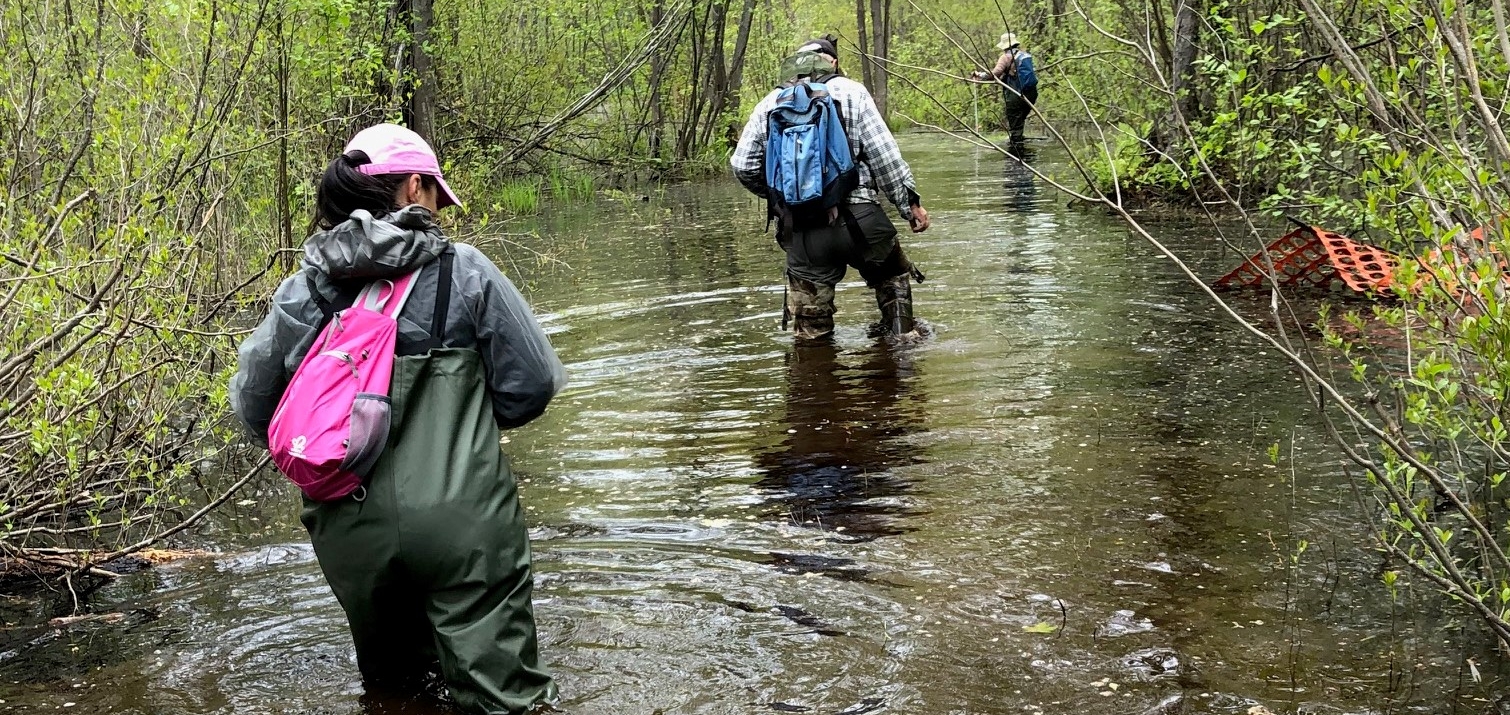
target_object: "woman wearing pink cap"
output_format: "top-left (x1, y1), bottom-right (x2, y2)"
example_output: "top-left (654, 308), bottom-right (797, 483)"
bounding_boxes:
top-left (230, 123), bottom-right (565, 713)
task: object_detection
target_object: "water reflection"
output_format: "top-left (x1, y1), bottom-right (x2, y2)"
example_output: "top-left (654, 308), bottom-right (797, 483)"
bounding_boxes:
top-left (755, 342), bottom-right (928, 540)
top-left (1002, 147), bottom-right (1038, 214)
top-left (357, 683), bottom-right (451, 715)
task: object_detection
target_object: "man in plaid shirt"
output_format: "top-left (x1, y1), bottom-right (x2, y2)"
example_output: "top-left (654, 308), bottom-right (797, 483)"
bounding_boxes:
top-left (731, 37), bottom-right (931, 342)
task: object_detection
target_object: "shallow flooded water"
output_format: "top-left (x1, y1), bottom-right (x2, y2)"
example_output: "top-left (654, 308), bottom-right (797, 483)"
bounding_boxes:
top-left (1, 136), bottom-right (1505, 714)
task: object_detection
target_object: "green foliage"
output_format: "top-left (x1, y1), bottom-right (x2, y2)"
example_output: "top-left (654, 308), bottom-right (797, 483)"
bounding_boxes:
top-left (1082, 5), bottom-right (1332, 203)
top-left (433, 0), bottom-right (1112, 171)
top-left (0, 0), bottom-right (392, 562)
top-left (1268, 0), bottom-right (1510, 640)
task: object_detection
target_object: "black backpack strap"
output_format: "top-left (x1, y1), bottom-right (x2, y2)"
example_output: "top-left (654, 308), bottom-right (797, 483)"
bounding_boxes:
top-left (397, 247), bottom-right (454, 356)
top-left (308, 272), bottom-right (361, 331)
top-left (430, 247), bottom-right (454, 345)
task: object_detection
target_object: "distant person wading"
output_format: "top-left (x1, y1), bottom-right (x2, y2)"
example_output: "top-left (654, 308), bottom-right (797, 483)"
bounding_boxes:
top-left (732, 36), bottom-right (931, 342)
top-left (229, 124), bottom-right (565, 715)
top-left (972, 32), bottom-right (1039, 146)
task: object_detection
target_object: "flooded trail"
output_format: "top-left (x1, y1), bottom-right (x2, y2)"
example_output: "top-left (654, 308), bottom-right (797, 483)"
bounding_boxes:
top-left (1, 136), bottom-right (1503, 714)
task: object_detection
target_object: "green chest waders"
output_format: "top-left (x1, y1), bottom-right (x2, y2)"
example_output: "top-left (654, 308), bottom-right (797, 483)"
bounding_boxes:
top-left (299, 348), bottom-right (556, 714)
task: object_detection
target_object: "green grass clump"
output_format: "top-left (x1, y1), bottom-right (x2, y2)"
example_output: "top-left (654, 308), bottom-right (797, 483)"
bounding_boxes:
top-left (497, 178), bottom-right (542, 215)
top-left (548, 169), bottom-right (595, 201)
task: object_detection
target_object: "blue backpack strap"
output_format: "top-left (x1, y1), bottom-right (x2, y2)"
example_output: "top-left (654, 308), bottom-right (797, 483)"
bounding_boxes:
top-left (801, 76), bottom-right (855, 174)
top-left (820, 95), bottom-right (854, 171)
top-left (764, 99), bottom-right (782, 191)
top-left (811, 81), bottom-right (859, 210)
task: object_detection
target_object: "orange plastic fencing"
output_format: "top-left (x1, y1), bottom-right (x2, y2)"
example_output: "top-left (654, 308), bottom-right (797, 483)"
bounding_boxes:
top-left (1317, 227), bottom-right (1397, 292)
top-left (1213, 228), bottom-right (1329, 289)
top-left (1214, 225), bottom-right (1398, 294)
top-left (1407, 226), bottom-right (1510, 296)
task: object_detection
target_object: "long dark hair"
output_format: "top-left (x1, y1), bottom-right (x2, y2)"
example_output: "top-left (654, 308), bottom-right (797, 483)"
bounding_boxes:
top-left (314, 150), bottom-right (438, 229)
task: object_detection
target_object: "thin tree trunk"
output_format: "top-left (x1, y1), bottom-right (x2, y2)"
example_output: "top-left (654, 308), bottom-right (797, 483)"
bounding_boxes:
top-left (869, 0), bottom-right (889, 118)
top-left (1149, 0), bottom-right (1173, 74)
top-left (275, 0), bottom-right (292, 269)
top-left (726, 0), bottom-right (758, 98)
top-left (408, 0), bottom-right (437, 144)
top-left (700, 0), bottom-right (737, 148)
top-left (676, 0), bottom-right (712, 159)
top-left (1047, 0), bottom-right (1068, 55)
top-left (855, 0), bottom-right (874, 88)
top-left (709, 0), bottom-right (758, 147)
top-left (647, 0), bottom-right (668, 158)
top-left (1169, 0), bottom-right (1200, 123)
top-left (384, 0), bottom-right (406, 116)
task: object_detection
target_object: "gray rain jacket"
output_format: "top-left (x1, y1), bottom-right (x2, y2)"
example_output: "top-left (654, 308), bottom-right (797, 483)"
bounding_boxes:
top-left (229, 206), bottom-right (567, 445)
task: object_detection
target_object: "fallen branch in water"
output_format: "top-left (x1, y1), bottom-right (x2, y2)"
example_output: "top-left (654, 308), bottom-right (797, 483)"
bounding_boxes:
top-left (0, 455), bottom-right (270, 581)
top-left (84, 455), bottom-right (270, 575)
top-left (47, 612), bottom-right (126, 628)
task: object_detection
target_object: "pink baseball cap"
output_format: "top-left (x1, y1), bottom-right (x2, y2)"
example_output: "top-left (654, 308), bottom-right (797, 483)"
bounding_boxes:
top-left (344, 123), bottom-right (462, 209)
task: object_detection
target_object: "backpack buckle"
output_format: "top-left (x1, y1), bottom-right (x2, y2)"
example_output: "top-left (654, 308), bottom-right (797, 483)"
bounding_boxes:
top-left (351, 485), bottom-right (367, 502)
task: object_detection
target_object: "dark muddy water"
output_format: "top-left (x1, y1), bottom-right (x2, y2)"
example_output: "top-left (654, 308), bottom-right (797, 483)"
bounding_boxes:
top-left (1, 137), bottom-right (1505, 714)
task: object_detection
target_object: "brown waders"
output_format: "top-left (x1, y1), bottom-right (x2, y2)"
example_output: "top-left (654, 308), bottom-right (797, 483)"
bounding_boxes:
top-left (781, 201), bottom-right (918, 341)
top-left (300, 348), bottom-right (556, 714)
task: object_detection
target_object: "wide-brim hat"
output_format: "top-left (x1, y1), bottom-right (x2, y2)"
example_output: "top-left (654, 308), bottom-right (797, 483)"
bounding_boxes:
top-left (344, 123), bottom-right (462, 210)
top-left (995, 32), bottom-right (1020, 50)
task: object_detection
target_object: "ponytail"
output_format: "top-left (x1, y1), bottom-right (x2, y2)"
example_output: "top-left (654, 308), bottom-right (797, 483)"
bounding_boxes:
top-left (314, 150), bottom-right (438, 229)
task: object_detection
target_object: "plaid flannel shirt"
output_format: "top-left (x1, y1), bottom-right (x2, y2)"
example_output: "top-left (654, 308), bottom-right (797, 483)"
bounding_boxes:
top-left (731, 76), bottom-right (918, 221)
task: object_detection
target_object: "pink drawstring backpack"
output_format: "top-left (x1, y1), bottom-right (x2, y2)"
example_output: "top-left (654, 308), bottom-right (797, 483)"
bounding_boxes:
top-left (268, 271), bottom-right (419, 501)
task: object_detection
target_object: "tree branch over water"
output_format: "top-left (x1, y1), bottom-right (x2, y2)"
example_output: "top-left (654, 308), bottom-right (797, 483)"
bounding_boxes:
top-left (500, 1), bottom-right (692, 166)
top-left (898, 0), bottom-right (1510, 643)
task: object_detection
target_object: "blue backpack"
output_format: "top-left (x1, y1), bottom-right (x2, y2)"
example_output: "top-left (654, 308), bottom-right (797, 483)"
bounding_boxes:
top-left (764, 75), bottom-right (860, 231)
top-left (1010, 51), bottom-right (1038, 91)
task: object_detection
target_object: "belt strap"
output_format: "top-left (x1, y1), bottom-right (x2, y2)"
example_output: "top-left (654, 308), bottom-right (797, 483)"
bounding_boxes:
top-left (839, 205), bottom-right (871, 257)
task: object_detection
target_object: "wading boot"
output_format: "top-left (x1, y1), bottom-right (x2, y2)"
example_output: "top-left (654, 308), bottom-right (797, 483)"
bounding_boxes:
top-left (874, 273), bottom-right (915, 336)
